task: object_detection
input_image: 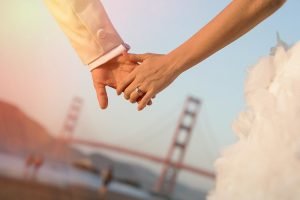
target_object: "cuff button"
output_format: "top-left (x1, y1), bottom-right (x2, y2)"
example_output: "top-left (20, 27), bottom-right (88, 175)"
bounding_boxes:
top-left (97, 29), bottom-right (106, 39)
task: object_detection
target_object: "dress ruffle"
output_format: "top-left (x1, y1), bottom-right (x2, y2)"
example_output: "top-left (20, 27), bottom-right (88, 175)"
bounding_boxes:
top-left (208, 42), bottom-right (300, 200)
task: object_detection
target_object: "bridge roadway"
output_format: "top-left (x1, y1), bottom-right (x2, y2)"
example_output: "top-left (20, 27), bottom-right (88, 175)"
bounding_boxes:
top-left (69, 138), bottom-right (215, 180)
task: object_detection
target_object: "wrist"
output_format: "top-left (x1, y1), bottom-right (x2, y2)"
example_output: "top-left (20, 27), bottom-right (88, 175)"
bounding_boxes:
top-left (88, 44), bottom-right (128, 71)
top-left (165, 51), bottom-right (188, 76)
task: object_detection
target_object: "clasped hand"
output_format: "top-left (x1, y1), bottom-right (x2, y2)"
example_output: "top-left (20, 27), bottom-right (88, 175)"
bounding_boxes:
top-left (92, 52), bottom-right (179, 111)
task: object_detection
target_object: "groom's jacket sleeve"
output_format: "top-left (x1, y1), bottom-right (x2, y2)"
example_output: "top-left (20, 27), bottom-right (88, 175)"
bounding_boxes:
top-left (44, 0), bottom-right (128, 71)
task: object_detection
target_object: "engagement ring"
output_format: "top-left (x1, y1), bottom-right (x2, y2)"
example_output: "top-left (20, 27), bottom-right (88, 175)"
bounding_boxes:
top-left (135, 87), bottom-right (145, 96)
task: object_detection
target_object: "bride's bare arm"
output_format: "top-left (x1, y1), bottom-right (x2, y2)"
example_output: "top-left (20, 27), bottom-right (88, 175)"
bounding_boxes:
top-left (168, 0), bottom-right (286, 73)
top-left (117, 0), bottom-right (286, 111)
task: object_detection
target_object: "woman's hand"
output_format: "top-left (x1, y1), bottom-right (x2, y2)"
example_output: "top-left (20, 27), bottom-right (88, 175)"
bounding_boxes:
top-left (92, 52), bottom-right (153, 109)
top-left (117, 53), bottom-right (181, 111)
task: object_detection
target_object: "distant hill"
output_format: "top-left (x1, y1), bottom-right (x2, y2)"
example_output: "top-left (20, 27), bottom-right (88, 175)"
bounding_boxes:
top-left (0, 101), bottom-right (53, 155)
top-left (0, 100), bottom-right (83, 161)
top-left (0, 100), bottom-right (207, 200)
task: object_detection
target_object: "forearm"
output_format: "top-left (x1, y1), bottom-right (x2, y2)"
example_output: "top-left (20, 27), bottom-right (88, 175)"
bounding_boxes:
top-left (167, 0), bottom-right (286, 74)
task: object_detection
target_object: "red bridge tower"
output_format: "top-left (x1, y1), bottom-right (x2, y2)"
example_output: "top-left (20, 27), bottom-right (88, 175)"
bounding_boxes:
top-left (155, 96), bottom-right (202, 194)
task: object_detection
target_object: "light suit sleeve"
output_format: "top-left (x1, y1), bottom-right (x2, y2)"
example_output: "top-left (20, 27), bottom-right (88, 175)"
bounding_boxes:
top-left (44, 0), bottom-right (128, 70)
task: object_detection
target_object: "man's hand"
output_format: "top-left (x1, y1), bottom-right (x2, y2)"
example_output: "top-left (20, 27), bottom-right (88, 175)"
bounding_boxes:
top-left (91, 53), bottom-right (137, 109)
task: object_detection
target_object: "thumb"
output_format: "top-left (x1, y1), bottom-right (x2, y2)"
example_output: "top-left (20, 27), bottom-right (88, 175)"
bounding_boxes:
top-left (95, 84), bottom-right (108, 109)
top-left (127, 53), bottom-right (151, 63)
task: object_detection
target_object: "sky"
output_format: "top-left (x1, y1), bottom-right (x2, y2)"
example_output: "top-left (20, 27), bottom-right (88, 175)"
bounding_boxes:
top-left (0, 0), bottom-right (299, 191)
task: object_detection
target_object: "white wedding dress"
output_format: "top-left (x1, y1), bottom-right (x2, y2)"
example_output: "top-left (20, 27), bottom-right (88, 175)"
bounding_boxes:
top-left (208, 37), bottom-right (300, 200)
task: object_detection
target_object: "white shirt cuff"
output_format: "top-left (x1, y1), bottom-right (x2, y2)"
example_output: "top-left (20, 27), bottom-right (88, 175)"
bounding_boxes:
top-left (88, 44), bottom-right (128, 71)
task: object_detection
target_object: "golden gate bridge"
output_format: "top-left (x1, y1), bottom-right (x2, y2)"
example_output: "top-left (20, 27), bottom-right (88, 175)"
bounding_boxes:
top-left (25, 96), bottom-right (215, 196)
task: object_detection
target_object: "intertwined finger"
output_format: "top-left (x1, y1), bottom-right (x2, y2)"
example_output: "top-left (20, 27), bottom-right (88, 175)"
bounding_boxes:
top-left (147, 100), bottom-right (153, 106)
top-left (138, 91), bottom-right (155, 111)
top-left (128, 53), bottom-right (148, 63)
top-left (129, 86), bottom-right (146, 103)
top-left (117, 74), bottom-right (135, 95)
top-left (123, 80), bottom-right (140, 100)
top-left (137, 97), bottom-right (153, 106)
